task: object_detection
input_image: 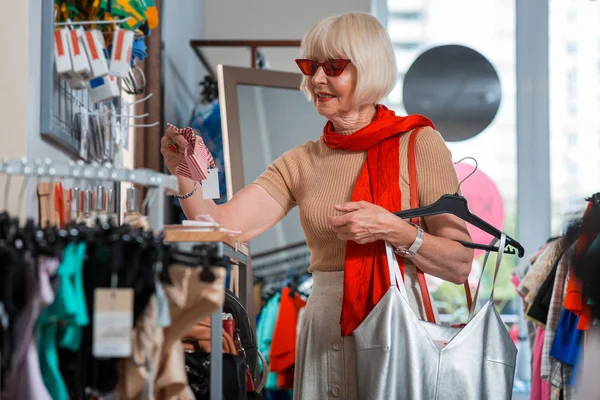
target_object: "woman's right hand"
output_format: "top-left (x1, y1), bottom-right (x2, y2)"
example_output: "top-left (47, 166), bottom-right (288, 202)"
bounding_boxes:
top-left (160, 124), bottom-right (189, 175)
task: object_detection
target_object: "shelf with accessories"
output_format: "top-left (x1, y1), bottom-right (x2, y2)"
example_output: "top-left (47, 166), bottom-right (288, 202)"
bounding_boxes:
top-left (41, 0), bottom-right (159, 164)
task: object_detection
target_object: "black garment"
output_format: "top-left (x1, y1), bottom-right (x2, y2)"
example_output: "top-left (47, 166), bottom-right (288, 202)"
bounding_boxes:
top-left (526, 261), bottom-right (559, 325)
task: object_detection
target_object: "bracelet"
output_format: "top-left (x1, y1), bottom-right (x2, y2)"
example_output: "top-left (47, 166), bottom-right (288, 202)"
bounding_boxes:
top-left (176, 181), bottom-right (199, 200)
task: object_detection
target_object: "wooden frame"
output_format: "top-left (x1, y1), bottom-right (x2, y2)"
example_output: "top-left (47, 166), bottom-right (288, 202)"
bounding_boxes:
top-left (216, 65), bottom-right (302, 200)
top-left (190, 40), bottom-right (302, 75)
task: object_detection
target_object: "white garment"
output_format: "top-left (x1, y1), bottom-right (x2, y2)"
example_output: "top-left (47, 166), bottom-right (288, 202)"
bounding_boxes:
top-left (294, 271), bottom-right (357, 400)
top-left (296, 307), bottom-right (305, 343)
top-left (576, 326), bottom-right (600, 400)
top-left (293, 269), bottom-right (436, 400)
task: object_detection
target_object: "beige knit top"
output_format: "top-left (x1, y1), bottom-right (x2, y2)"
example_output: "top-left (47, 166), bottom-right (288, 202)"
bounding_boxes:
top-left (252, 126), bottom-right (459, 273)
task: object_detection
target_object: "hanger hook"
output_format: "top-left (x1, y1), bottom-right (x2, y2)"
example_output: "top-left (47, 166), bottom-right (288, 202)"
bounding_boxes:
top-left (17, 159), bottom-right (30, 218)
top-left (141, 187), bottom-right (158, 216)
top-left (454, 157), bottom-right (478, 194)
top-left (4, 171), bottom-right (12, 212)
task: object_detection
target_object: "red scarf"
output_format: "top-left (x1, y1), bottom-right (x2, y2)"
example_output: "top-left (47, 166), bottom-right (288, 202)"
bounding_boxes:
top-left (322, 105), bottom-right (435, 336)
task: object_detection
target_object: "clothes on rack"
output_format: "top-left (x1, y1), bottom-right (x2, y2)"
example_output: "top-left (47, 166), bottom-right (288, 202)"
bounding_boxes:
top-left (0, 215), bottom-right (230, 400)
top-left (258, 291), bottom-right (282, 392)
top-left (117, 264), bottom-right (226, 399)
top-left (269, 287), bottom-right (306, 390)
top-left (256, 277), bottom-right (309, 398)
top-left (515, 194), bottom-right (600, 400)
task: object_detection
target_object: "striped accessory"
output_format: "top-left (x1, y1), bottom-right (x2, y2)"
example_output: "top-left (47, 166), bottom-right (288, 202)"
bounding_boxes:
top-left (169, 124), bottom-right (216, 182)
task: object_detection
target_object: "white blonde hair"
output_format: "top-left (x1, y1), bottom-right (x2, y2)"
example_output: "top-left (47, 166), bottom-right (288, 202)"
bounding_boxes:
top-left (299, 12), bottom-right (397, 106)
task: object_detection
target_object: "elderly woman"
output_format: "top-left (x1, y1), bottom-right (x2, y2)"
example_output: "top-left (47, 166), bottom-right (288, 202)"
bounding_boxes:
top-left (162, 12), bottom-right (473, 400)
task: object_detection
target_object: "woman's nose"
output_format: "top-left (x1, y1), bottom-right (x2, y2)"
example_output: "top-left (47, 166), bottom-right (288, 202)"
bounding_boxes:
top-left (311, 66), bottom-right (327, 86)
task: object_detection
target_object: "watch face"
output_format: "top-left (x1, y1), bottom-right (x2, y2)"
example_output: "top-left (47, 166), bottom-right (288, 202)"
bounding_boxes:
top-left (395, 248), bottom-right (415, 258)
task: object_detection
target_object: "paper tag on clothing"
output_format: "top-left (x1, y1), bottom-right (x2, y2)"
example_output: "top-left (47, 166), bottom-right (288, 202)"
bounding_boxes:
top-left (202, 168), bottom-right (220, 200)
top-left (141, 353), bottom-right (153, 400)
top-left (154, 278), bottom-right (171, 328)
top-left (93, 288), bottom-right (134, 358)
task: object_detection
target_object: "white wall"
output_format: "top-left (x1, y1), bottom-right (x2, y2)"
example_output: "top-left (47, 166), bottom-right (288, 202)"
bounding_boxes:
top-left (0, 0), bottom-right (29, 218)
top-left (0, 0), bottom-right (72, 219)
top-left (202, 0), bottom-right (370, 72)
top-left (26, 0), bottom-right (72, 163)
top-left (162, 0), bottom-right (207, 127)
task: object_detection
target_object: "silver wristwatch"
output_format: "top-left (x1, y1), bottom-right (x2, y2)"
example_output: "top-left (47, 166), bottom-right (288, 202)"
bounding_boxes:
top-left (394, 223), bottom-right (425, 258)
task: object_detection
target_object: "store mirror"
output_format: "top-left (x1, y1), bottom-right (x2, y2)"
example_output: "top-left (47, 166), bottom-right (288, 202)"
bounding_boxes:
top-left (402, 44), bottom-right (501, 142)
top-left (217, 65), bottom-right (325, 277)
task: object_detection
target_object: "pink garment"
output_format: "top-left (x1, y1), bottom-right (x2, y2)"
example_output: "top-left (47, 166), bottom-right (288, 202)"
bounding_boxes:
top-left (1, 256), bottom-right (58, 400)
top-left (511, 274), bottom-right (521, 291)
top-left (531, 326), bottom-right (551, 400)
top-left (169, 124), bottom-right (215, 182)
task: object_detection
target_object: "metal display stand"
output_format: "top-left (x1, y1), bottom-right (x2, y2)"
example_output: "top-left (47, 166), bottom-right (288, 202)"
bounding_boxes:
top-left (0, 157), bottom-right (178, 230)
top-left (1, 158), bottom-right (256, 399)
top-left (163, 228), bottom-right (252, 400)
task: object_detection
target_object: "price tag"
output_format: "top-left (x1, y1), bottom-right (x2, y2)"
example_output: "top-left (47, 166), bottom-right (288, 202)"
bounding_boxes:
top-left (202, 168), bottom-right (221, 200)
top-left (93, 288), bottom-right (133, 358)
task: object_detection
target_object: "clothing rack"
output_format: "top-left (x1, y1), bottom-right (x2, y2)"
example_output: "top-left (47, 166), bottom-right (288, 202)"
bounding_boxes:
top-left (0, 158), bottom-right (253, 398)
top-left (0, 158), bottom-right (178, 230)
top-left (253, 248), bottom-right (310, 281)
top-left (163, 228), bottom-right (251, 400)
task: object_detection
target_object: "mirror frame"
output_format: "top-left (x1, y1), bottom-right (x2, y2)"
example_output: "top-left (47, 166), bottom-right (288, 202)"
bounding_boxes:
top-left (216, 64), bottom-right (302, 200)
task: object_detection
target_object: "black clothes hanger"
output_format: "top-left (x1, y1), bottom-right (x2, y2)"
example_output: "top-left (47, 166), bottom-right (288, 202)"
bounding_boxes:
top-left (394, 157), bottom-right (525, 257)
top-left (394, 193), bottom-right (524, 257)
top-left (165, 243), bottom-right (229, 283)
top-left (585, 192), bottom-right (600, 209)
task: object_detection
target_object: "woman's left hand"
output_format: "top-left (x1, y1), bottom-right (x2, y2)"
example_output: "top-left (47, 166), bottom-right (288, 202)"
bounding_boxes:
top-left (329, 201), bottom-right (395, 244)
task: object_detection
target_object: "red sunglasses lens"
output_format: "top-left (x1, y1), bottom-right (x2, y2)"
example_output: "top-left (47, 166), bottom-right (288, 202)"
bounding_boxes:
top-left (296, 60), bottom-right (318, 75)
top-left (323, 60), bottom-right (350, 76)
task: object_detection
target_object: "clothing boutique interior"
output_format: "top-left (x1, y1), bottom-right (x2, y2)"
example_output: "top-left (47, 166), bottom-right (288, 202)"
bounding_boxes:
top-left (1, 0), bottom-right (599, 399)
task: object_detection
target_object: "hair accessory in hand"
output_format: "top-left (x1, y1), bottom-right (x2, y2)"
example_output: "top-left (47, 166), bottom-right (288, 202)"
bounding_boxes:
top-left (168, 123), bottom-right (215, 181)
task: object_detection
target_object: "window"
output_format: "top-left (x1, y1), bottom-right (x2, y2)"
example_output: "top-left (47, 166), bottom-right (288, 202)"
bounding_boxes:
top-left (384, 0), bottom-right (518, 330)
top-left (390, 11), bottom-right (423, 20)
top-left (550, 0), bottom-right (600, 234)
top-left (393, 42), bottom-right (422, 51)
top-left (566, 68), bottom-right (577, 95)
top-left (383, 0), bottom-right (520, 389)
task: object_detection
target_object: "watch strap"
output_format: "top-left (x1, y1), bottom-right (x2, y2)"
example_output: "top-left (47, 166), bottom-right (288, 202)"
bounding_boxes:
top-left (394, 223), bottom-right (424, 258)
top-left (407, 223), bottom-right (424, 254)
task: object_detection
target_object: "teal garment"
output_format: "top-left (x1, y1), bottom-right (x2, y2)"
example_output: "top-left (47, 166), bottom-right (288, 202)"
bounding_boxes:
top-left (257, 292), bottom-right (282, 391)
top-left (38, 242), bottom-right (89, 400)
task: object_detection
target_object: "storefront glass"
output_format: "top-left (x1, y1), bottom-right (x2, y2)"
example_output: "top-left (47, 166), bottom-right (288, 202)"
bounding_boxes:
top-left (384, 0), bottom-right (518, 322)
top-left (548, 0), bottom-right (600, 234)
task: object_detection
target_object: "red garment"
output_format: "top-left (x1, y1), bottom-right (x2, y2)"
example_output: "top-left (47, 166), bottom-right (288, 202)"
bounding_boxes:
top-left (269, 287), bottom-right (306, 389)
top-left (564, 202), bottom-right (597, 330)
top-left (322, 104), bottom-right (435, 337)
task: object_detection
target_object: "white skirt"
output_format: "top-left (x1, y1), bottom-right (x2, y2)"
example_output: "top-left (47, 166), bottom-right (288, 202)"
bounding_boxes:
top-left (293, 271), bottom-right (357, 400)
top-left (293, 268), bottom-right (436, 400)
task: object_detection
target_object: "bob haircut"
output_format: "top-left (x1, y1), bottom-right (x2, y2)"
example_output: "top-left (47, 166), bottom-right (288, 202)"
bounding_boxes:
top-left (299, 12), bottom-right (397, 106)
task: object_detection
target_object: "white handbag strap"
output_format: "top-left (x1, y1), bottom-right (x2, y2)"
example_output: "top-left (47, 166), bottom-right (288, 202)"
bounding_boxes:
top-left (385, 241), bottom-right (409, 301)
top-left (386, 233), bottom-right (507, 322)
top-left (467, 232), bottom-right (507, 321)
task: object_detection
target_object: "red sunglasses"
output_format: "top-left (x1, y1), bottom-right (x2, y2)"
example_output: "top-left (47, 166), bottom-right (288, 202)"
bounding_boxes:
top-left (294, 59), bottom-right (352, 77)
